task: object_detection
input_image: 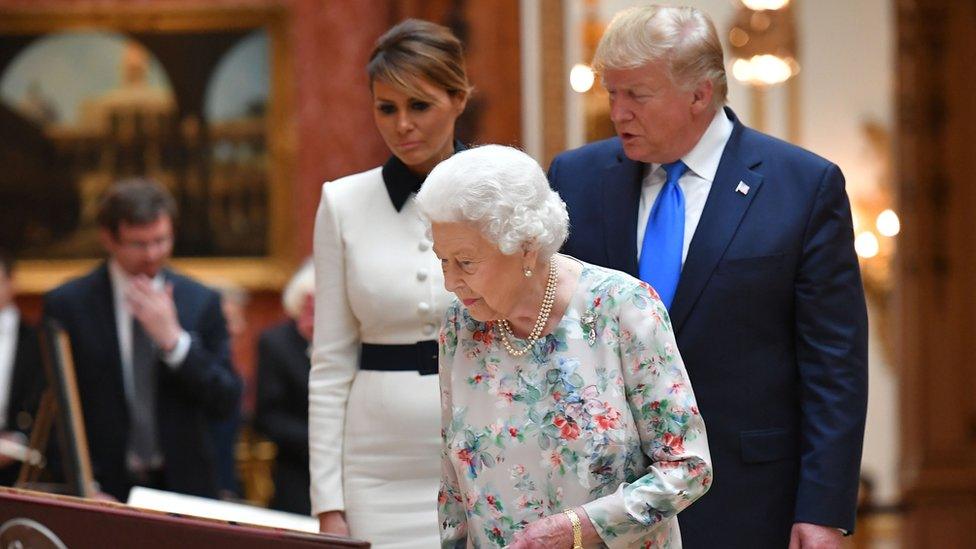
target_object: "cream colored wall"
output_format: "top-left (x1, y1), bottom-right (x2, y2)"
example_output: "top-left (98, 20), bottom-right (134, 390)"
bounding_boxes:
top-left (553, 0), bottom-right (900, 506)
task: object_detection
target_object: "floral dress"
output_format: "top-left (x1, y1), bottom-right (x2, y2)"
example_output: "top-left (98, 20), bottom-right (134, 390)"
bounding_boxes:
top-left (437, 260), bottom-right (712, 548)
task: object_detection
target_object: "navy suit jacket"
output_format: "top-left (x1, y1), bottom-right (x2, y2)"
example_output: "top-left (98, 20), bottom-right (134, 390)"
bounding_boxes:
top-left (549, 108), bottom-right (868, 548)
top-left (0, 319), bottom-right (44, 486)
top-left (43, 262), bottom-right (241, 501)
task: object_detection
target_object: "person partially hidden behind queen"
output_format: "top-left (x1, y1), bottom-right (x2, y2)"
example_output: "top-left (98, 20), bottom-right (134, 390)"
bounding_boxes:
top-left (415, 145), bottom-right (712, 548)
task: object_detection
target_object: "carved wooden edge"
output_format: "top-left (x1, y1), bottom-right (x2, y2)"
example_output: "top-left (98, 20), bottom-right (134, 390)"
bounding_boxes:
top-left (0, 487), bottom-right (369, 547)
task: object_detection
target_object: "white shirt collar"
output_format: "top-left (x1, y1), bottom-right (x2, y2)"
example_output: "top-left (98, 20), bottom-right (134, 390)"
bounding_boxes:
top-left (108, 260), bottom-right (165, 297)
top-left (649, 108), bottom-right (733, 182)
top-left (0, 305), bottom-right (18, 334)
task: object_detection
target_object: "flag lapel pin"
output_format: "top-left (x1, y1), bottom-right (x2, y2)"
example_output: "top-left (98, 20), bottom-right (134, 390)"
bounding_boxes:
top-left (735, 181), bottom-right (750, 196)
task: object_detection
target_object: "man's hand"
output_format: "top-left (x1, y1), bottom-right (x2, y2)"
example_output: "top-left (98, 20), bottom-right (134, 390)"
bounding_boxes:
top-left (318, 510), bottom-right (350, 536)
top-left (126, 278), bottom-right (182, 352)
top-left (789, 522), bottom-right (843, 549)
top-left (0, 431), bottom-right (26, 468)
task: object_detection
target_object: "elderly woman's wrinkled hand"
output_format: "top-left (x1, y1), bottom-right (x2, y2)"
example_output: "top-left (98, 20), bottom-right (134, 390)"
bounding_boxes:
top-left (507, 514), bottom-right (573, 549)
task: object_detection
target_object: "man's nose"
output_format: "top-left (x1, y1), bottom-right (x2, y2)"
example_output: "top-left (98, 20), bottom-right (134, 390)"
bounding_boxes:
top-left (609, 99), bottom-right (633, 124)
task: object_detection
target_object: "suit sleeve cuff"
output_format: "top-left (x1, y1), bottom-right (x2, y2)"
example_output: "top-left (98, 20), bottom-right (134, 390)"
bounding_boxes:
top-left (161, 330), bottom-right (191, 368)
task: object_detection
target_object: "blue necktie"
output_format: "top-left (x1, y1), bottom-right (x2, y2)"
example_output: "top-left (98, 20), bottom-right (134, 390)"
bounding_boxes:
top-left (639, 160), bottom-right (688, 309)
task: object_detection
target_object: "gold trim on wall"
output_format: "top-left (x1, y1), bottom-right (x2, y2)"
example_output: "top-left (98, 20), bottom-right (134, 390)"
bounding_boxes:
top-left (540, 0), bottom-right (566, 169)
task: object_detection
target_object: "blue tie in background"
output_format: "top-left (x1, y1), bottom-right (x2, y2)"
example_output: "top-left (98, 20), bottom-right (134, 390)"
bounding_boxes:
top-left (639, 160), bottom-right (688, 309)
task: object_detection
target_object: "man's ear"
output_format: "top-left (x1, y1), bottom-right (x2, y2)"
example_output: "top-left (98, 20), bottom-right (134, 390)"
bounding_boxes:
top-left (690, 79), bottom-right (714, 115)
top-left (98, 228), bottom-right (118, 253)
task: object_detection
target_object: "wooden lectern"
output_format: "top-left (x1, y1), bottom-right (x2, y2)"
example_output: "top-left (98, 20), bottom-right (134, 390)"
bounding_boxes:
top-left (0, 488), bottom-right (368, 548)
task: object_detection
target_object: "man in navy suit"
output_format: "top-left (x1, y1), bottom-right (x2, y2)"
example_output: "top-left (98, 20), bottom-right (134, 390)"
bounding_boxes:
top-left (44, 179), bottom-right (241, 501)
top-left (0, 250), bottom-right (44, 487)
top-left (548, 6), bottom-right (868, 548)
top-left (254, 260), bottom-right (315, 515)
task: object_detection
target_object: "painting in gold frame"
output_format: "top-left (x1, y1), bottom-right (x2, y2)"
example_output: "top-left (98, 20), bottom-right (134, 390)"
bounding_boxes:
top-left (0, 5), bottom-right (295, 292)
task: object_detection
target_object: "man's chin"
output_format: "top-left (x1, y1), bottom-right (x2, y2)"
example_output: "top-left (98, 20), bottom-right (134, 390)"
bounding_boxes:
top-left (619, 141), bottom-right (646, 162)
top-left (137, 266), bottom-right (164, 278)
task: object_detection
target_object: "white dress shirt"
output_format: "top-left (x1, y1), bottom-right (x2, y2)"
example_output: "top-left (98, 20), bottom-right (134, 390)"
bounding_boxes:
top-left (637, 109), bottom-right (734, 263)
top-left (107, 261), bottom-right (190, 407)
top-left (0, 306), bottom-right (19, 430)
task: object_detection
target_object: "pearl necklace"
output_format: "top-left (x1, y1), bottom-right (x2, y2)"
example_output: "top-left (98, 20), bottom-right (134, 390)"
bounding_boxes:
top-left (497, 260), bottom-right (558, 357)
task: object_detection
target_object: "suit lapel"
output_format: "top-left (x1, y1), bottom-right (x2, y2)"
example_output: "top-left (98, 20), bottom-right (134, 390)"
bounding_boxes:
top-left (602, 149), bottom-right (643, 276)
top-left (163, 269), bottom-right (183, 324)
top-left (669, 113), bottom-right (764, 333)
top-left (85, 263), bottom-right (125, 392)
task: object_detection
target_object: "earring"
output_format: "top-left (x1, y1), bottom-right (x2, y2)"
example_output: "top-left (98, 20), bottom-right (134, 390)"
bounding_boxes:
top-left (523, 268), bottom-right (533, 278)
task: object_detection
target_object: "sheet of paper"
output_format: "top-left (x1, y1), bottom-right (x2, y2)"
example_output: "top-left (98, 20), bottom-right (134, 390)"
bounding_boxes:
top-left (127, 487), bottom-right (319, 533)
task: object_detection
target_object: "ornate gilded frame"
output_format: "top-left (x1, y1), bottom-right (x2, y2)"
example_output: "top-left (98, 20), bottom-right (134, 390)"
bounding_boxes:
top-left (0, 5), bottom-right (296, 292)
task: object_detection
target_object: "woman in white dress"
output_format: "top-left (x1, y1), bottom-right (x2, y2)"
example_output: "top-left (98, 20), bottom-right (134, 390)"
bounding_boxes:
top-left (308, 19), bottom-right (470, 548)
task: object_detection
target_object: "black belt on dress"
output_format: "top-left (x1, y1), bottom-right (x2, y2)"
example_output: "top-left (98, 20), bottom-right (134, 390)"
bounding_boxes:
top-left (360, 341), bottom-right (438, 376)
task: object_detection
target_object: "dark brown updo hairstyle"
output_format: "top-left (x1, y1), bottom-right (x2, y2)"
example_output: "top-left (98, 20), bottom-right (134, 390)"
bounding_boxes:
top-left (367, 18), bottom-right (472, 101)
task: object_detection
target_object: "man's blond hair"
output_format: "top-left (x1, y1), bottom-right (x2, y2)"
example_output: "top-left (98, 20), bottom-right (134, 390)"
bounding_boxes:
top-left (593, 5), bottom-right (727, 109)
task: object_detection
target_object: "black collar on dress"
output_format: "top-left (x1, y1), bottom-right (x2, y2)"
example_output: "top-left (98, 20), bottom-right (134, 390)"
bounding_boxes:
top-left (382, 139), bottom-right (467, 212)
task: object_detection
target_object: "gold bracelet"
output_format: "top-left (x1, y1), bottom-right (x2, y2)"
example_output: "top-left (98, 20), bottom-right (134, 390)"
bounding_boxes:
top-left (563, 508), bottom-right (584, 549)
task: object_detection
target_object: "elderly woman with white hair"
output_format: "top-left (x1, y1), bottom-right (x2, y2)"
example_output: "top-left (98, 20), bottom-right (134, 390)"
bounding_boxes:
top-left (254, 260), bottom-right (315, 514)
top-left (416, 145), bottom-right (711, 548)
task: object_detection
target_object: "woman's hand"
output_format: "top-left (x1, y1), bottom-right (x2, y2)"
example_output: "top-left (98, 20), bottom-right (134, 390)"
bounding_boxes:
top-left (508, 508), bottom-right (601, 548)
top-left (318, 510), bottom-right (350, 536)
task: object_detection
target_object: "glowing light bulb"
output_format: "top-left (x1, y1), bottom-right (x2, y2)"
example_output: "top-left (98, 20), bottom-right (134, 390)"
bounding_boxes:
top-left (570, 63), bottom-right (595, 93)
top-left (855, 232), bottom-right (880, 259)
top-left (741, 0), bottom-right (790, 10)
top-left (731, 55), bottom-right (795, 86)
top-left (876, 209), bottom-right (900, 237)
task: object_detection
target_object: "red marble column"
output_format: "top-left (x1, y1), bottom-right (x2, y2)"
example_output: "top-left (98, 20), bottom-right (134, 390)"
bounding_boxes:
top-left (287, 0), bottom-right (391, 257)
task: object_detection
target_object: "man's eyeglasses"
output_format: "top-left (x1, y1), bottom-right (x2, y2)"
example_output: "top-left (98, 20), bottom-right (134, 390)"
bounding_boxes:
top-left (117, 235), bottom-right (173, 252)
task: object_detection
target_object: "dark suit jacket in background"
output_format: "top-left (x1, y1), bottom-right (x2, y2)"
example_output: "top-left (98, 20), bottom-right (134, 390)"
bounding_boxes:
top-left (43, 263), bottom-right (242, 501)
top-left (253, 320), bottom-right (311, 515)
top-left (549, 108), bottom-right (869, 548)
top-left (0, 319), bottom-right (44, 486)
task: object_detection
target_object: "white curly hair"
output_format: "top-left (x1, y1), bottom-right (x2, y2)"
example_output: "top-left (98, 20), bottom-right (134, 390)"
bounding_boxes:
top-left (282, 258), bottom-right (314, 319)
top-left (415, 145), bottom-right (569, 259)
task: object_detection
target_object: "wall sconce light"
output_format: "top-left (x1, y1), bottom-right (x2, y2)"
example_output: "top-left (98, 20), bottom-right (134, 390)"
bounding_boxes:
top-left (741, 0), bottom-right (790, 10)
top-left (570, 63), bottom-right (595, 93)
top-left (728, 1), bottom-right (799, 87)
top-left (850, 118), bottom-right (898, 363)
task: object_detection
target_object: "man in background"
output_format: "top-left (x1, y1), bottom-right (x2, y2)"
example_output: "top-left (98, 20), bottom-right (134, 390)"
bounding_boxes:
top-left (254, 260), bottom-right (314, 515)
top-left (44, 179), bottom-right (241, 501)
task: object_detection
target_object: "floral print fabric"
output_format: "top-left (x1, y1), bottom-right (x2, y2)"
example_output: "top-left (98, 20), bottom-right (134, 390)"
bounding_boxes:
top-left (438, 261), bottom-right (712, 548)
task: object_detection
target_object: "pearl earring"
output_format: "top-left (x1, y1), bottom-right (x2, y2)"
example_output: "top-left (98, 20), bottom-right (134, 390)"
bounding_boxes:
top-left (523, 268), bottom-right (533, 278)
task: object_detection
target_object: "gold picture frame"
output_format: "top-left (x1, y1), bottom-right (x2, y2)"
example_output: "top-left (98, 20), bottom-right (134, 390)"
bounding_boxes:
top-left (0, 5), bottom-right (297, 292)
